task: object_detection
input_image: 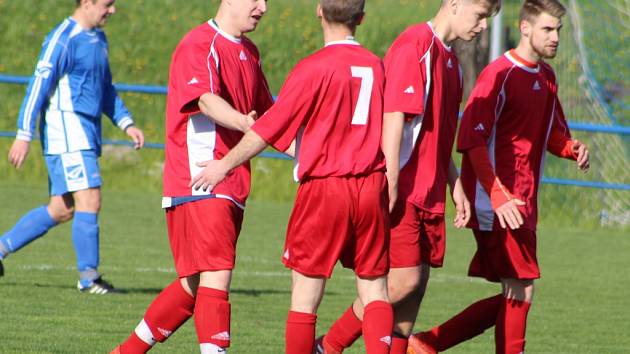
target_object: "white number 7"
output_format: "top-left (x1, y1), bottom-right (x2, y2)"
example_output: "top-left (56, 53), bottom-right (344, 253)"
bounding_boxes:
top-left (350, 66), bottom-right (373, 125)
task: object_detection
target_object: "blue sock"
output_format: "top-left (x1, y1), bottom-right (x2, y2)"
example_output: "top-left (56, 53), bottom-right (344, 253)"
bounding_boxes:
top-left (0, 206), bottom-right (58, 257)
top-left (72, 211), bottom-right (100, 287)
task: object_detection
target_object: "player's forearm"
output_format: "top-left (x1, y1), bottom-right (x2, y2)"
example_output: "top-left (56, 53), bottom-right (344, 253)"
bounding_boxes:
top-left (467, 146), bottom-right (516, 210)
top-left (382, 112), bottom-right (405, 186)
top-left (199, 93), bottom-right (251, 132)
top-left (220, 130), bottom-right (269, 173)
top-left (547, 127), bottom-right (577, 160)
top-left (447, 158), bottom-right (459, 190)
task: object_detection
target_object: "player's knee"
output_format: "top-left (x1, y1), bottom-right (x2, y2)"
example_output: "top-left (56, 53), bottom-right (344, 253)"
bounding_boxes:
top-left (48, 205), bottom-right (74, 223)
top-left (388, 275), bottom-right (423, 302)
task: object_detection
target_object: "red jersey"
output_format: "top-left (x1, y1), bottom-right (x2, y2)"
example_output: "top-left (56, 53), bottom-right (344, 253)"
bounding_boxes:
top-left (252, 39), bottom-right (386, 181)
top-left (457, 51), bottom-right (573, 231)
top-left (163, 20), bottom-right (273, 207)
top-left (383, 22), bottom-right (463, 214)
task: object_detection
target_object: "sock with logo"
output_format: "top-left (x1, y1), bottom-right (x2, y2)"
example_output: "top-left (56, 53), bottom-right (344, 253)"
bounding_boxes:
top-left (118, 279), bottom-right (195, 352)
top-left (195, 287), bottom-right (231, 349)
top-left (286, 311), bottom-right (317, 354)
top-left (390, 332), bottom-right (409, 354)
top-left (72, 211), bottom-right (100, 287)
top-left (418, 294), bottom-right (502, 351)
top-left (495, 297), bottom-right (531, 354)
top-left (323, 304), bottom-right (363, 352)
top-left (0, 206), bottom-right (58, 257)
top-left (362, 301), bottom-right (393, 354)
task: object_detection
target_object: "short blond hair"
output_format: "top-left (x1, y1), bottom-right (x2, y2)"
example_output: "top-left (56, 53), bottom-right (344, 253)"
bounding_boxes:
top-left (520, 0), bottom-right (566, 23)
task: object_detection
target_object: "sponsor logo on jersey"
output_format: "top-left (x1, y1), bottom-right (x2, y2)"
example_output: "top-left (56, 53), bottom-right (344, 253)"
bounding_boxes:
top-left (211, 331), bottom-right (231, 341)
top-left (157, 327), bottom-right (173, 338)
top-left (187, 77), bottom-right (199, 85)
top-left (447, 58), bottom-right (453, 69)
top-left (239, 50), bottom-right (248, 61)
top-left (380, 336), bottom-right (392, 346)
top-left (65, 164), bottom-right (85, 181)
top-left (533, 81), bottom-right (541, 91)
top-left (474, 123), bottom-right (485, 132)
top-left (404, 85), bottom-right (415, 94)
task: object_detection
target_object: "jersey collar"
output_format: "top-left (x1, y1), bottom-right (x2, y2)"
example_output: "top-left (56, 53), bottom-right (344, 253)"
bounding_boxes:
top-left (505, 50), bottom-right (540, 73)
top-left (208, 19), bottom-right (242, 44)
top-left (325, 36), bottom-right (360, 47)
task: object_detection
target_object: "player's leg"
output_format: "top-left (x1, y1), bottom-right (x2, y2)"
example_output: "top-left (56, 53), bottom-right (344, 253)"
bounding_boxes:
top-left (0, 153), bottom-right (77, 271)
top-left (115, 275), bottom-right (197, 354)
top-left (72, 186), bottom-right (105, 291)
top-left (496, 278), bottom-right (534, 354)
top-left (355, 275), bottom-right (393, 354)
top-left (287, 271), bottom-right (326, 354)
top-left (195, 270), bottom-right (233, 354)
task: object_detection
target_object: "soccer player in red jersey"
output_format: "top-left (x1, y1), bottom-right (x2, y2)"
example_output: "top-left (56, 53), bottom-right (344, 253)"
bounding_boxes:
top-left (407, 1), bottom-right (590, 353)
top-left (190, 1), bottom-right (393, 353)
top-left (318, 1), bottom-right (500, 353)
top-left (111, 1), bottom-right (273, 353)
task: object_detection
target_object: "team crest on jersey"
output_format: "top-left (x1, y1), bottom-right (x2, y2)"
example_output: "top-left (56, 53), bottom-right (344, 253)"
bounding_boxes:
top-left (447, 58), bottom-right (453, 69)
top-left (239, 50), bottom-right (248, 61)
top-left (65, 164), bottom-right (85, 181)
top-left (474, 123), bottom-right (485, 132)
top-left (404, 85), bottom-right (415, 94)
top-left (533, 81), bottom-right (541, 91)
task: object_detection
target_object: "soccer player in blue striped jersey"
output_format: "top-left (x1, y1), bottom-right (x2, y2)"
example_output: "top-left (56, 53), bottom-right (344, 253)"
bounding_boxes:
top-left (0, 0), bottom-right (144, 294)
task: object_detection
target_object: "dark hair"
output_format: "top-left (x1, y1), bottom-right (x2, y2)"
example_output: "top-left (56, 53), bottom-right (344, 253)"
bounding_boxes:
top-left (520, 0), bottom-right (566, 23)
top-left (320, 0), bottom-right (365, 29)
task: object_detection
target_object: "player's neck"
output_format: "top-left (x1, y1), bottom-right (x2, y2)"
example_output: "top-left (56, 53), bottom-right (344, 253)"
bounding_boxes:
top-left (214, 13), bottom-right (244, 38)
top-left (322, 23), bottom-right (356, 45)
top-left (431, 8), bottom-right (456, 45)
top-left (72, 10), bottom-right (96, 30)
top-left (514, 41), bottom-right (541, 64)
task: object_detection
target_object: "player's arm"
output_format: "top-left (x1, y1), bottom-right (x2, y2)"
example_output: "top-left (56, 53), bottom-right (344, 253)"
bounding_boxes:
top-left (465, 146), bottom-right (525, 229)
top-left (198, 93), bottom-right (258, 133)
top-left (10, 35), bottom-right (68, 169)
top-left (546, 100), bottom-right (589, 171)
top-left (382, 111), bottom-right (404, 212)
top-left (190, 129), bottom-right (269, 191)
top-left (447, 158), bottom-right (471, 228)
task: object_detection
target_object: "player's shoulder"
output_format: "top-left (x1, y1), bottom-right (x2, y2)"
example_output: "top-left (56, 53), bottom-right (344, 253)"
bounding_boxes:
top-left (240, 35), bottom-right (261, 58)
top-left (474, 55), bottom-right (515, 88)
top-left (175, 22), bottom-right (215, 54)
top-left (389, 22), bottom-right (434, 55)
top-left (43, 18), bottom-right (77, 47)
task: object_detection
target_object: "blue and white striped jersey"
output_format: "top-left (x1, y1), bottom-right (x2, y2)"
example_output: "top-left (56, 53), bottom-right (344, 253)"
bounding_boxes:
top-left (16, 17), bottom-right (134, 156)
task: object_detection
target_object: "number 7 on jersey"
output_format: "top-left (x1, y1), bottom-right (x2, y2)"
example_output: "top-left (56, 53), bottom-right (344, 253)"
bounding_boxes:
top-left (350, 66), bottom-right (374, 125)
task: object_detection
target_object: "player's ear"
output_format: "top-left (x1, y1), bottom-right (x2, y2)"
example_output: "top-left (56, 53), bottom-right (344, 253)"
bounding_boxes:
top-left (520, 19), bottom-right (532, 38)
top-left (356, 12), bottom-right (365, 26)
top-left (316, 3), bottom-right (323, 19)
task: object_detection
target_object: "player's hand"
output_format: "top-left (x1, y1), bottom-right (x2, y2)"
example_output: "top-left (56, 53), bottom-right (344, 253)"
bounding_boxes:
top-left (125, 126), bottom-right (145, 150)
top-left (190, 160), bottom-right (229, 192)
top-left (451, 177), bottom-right (471, 228)
top-left (495, 198), bottom-right (526, 230)
top-left (572, 140), bottom-right (589, 172)
top-left (240, 111), bottom-right (258, 132)
top-left (8, 139), bottom-right (30, 169)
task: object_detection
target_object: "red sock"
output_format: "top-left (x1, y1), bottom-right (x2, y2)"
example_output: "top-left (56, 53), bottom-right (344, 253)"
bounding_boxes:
top-left (496, 297), bottom-right (531, 354)
top-left (390, 335), bottom-right (408, 354)
top-left (324, 305), bottom-right (363, 352)
top-left (194, 287), bottom-right (231, 348)
top-left (420, 294), bottom-right (502, 351)
top-left (362, 301), bottom-right (393, 354)
top-left (286, 311), bottom-right (317, 354)
top-left (118, 332), bottom-right (152, 354)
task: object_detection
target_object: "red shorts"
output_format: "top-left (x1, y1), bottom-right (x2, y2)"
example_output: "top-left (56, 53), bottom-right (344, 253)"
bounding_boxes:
top-left (282, 172), bottom-right (390, 278)
top-left (468, 228), bottom-right (540, 282)
top-left (389, 201), bottom-right (446, 268)
top-left (165, 198), bottom-right (244, 277)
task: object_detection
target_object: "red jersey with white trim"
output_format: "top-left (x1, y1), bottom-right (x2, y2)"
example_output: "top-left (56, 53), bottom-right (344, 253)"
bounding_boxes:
top-left (457, 51), bottom-right (573, 231)
top-left (383, 22), bottom-right (463, 214)
top-left (163, 20), bottom-right (273, 206)
top-left (252, 40), bottom-right (385, 181)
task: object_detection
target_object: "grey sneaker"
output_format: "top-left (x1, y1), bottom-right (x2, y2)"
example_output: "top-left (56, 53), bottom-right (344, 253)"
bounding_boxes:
top-left (77, 276), bottom-right (116, 294)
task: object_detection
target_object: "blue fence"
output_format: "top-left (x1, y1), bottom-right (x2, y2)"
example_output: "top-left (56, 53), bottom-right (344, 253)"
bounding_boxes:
top-left (1, 74), bottom-right (628, 191)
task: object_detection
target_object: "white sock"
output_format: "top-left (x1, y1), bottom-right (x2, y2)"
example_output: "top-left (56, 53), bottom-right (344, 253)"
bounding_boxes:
top-left (200, 343), bottom-right (227, 353)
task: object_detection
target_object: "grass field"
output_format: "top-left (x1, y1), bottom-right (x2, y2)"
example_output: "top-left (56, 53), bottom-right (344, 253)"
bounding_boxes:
top-left (0, 182), bottom-right (629, 353)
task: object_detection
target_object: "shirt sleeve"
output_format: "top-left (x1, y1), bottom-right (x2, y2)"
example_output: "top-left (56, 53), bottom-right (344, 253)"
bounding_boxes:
top-left (383, 42), bottom-right (427, 116)
top-left (16, 32), bottom-right (70, 142)
top-left (546, 96), bottom-right (576, 159)
top-left (457, 68), bottom-right (504, 152)
top-left (102, 43), bottom-right (134, 130)
top-left (173, 40), bottom-right (220, 115)
top-left (251, 64), bottom-right (317, 152)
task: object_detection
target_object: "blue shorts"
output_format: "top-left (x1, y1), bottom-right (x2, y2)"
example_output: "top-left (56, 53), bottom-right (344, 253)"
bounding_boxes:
top-left (45, 150), bottom-right (102, 196)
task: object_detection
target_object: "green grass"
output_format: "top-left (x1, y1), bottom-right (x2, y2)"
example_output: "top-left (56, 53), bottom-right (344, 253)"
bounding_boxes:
top-left (1, 183), bottom-right (629, 353)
